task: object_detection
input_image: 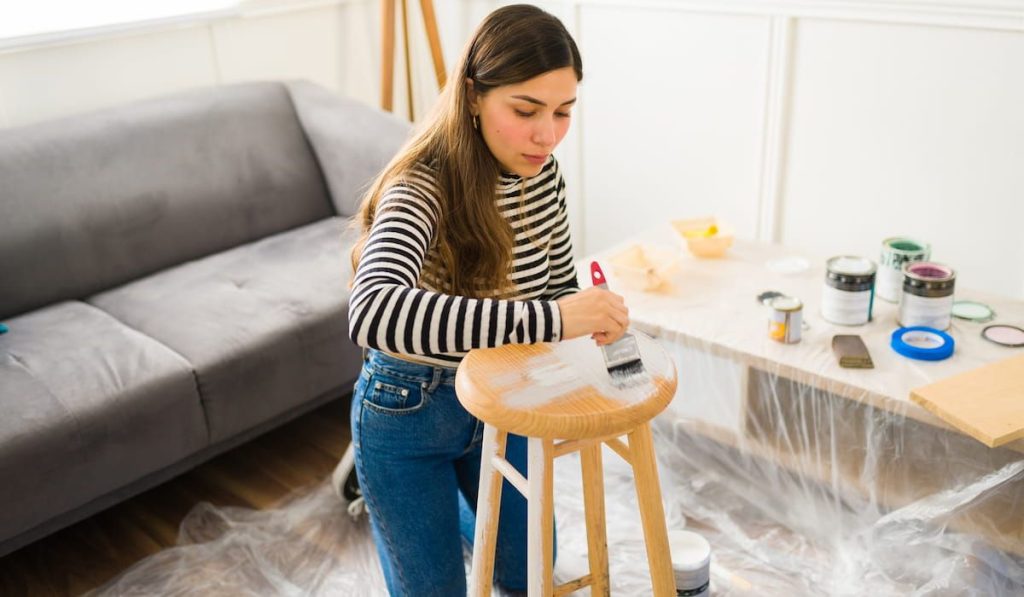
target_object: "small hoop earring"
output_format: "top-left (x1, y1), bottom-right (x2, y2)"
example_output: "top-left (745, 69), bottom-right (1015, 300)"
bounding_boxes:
top-left (472, 115), bottom-right (480, 130)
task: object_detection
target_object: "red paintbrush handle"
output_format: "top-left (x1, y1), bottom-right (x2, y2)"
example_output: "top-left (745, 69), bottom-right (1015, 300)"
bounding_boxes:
top-left (590, 261), bottom-right (608, 289)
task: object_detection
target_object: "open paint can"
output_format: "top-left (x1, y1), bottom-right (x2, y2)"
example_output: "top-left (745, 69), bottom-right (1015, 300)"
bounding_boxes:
top-left (669, 530), bottom-right (710, 597)
top-left (878, 237), bottom-right (930, 302)
top-left (822, 256), bottom-right (876, 326)
top-left (899, 261), bottom-right (955, 330)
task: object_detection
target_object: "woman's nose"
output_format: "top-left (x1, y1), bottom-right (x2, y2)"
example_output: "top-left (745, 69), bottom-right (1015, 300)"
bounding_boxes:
top-left (533, 117), bottom-right (556, 147)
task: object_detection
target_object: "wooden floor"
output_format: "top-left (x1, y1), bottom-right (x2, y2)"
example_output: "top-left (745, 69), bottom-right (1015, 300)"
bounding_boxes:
top-left (0, 398), bottom-right (351, 597)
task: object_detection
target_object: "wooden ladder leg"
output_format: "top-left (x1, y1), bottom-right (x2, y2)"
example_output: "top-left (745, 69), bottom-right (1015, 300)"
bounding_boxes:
top-left (470, 424), bottom-right (508, 597)
top-left (418, 0), bottom-right (447, 88)
top-left (399, 0), bottom-right (414, 121)
top-left (580, 442), bottom-right (610, 596)
top-left (527, 437), bottom-right (554, 596)
top-left (628, 423), bottom-right (676, 596)
top-left (380, 0), bottom-right (395, 112)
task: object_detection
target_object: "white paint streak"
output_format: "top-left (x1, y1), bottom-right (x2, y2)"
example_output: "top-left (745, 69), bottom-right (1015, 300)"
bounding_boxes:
top-left (499, 332), bottom-right (671, 409)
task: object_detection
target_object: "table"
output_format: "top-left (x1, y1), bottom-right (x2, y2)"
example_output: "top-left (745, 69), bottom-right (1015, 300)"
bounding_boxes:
top-left (582, 225), bottom-right (1024, 557)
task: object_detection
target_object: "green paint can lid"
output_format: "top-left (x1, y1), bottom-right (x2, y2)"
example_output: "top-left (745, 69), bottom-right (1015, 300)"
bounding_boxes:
top-left (951, 301), bottom-right (995, 323)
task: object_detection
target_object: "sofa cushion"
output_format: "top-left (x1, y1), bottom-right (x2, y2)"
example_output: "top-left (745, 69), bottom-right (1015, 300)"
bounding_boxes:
top-left (88, 217), bottom-right (363, 443)
top-left (0, 301), bottom-right (206, 543)
top-left (0, 81), bottom-right (333, 320)
top-left (286, 80), bottom-right (411, 217)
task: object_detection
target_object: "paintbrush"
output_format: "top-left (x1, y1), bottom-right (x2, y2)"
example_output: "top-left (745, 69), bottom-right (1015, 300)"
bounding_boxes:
top-left (590, 261), bottom-right (646, 384)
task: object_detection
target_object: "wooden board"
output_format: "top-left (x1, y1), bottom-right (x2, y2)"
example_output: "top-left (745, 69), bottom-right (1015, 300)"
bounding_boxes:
top-left (910, 354), bottom-right (1024, 447)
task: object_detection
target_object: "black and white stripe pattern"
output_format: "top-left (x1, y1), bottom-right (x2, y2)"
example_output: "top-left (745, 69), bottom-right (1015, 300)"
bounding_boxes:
top-left (349, 156), bottom-right (579, 367)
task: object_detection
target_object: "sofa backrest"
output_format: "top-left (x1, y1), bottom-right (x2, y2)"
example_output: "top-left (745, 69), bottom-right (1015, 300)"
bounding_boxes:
top-left (0, 81), bottom-right (334, 320)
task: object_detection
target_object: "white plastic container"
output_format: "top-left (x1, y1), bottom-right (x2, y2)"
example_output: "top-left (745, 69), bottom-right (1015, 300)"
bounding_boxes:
top-left (669, 530), bottom-right (711, 596)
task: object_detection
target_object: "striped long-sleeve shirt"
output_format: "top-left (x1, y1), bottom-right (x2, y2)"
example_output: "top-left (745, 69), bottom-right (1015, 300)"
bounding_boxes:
top-left (348, 156), bottom-right (580, 367)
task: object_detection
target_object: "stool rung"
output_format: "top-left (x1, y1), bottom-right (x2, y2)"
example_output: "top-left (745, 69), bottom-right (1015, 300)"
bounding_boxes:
top-left (554, 574), bottom-right (593, 596)
top-left (553, 432), bottom-right (627, 459)
top-left (604, 437), bottom-right (632, 464)
top-left (490, 455), bottom-right (528, 497)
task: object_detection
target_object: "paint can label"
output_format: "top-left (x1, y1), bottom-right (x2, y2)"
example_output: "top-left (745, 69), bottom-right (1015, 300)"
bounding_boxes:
top-left (821, 285), bottom-right (873, 325)
top-left (768, 298), bottom-right (802, 343)
top-left (899, 293), bottom-right (954, 330)
top-left (878, 238), bottom-right (930, 302)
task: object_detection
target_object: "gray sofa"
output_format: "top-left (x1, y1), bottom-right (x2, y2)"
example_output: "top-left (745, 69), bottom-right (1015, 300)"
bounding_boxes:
top-left (0, 80), bottom-right (410, 557)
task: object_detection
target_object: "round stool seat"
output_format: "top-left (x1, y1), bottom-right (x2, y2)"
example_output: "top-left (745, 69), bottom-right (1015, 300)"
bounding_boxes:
top-left (455, 333), bottom-right (676, 440)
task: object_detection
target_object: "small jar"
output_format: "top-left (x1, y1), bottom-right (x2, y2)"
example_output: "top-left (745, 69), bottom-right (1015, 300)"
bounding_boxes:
top-left (768, 296), bottom-right (802, 344)
top-left (669, 530), bottom-right (711, 597)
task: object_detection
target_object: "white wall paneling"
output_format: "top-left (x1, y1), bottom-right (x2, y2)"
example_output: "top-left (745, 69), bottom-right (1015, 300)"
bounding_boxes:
top-left (579, 4), bottom-right (772, 250)
top-left (2, 0), bottom-right (1022, 296)
top-left (567, 0), bottom-right (1024, 299)
top-left (211, 5), bottom-right (344, 92)
top-left (780, 18), bottom-right (1024, 297)
top-left (0, 25), bottom-right (221, 127)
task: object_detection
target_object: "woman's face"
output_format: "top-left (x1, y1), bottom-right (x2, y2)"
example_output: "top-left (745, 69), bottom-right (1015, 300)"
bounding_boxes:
top-left (468, 66), bottom-right (577, 178)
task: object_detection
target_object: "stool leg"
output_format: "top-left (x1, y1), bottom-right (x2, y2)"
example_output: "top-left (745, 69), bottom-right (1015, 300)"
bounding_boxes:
top-left (470, 424), bottom-right (508, 597)
top-left (527, 437), bottom-right (554, 596)
top-left (628, 423), bottom-right (676, 596)
top-left (580, 443), bottom-right (610, 596)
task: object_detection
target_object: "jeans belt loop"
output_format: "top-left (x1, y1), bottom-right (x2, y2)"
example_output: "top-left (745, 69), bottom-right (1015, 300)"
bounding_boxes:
top-left (427, 367), bottom-right (442, 393)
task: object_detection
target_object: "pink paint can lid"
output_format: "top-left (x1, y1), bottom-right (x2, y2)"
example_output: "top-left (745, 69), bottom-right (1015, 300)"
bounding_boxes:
top-left (981, 325), bottom-right (1024, 348)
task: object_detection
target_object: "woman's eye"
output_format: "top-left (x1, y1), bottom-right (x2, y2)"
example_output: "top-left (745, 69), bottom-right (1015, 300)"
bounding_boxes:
top-left (514, 109), bottom-right (535, 118)
top-left (556, 112), bottom-right (571, 119)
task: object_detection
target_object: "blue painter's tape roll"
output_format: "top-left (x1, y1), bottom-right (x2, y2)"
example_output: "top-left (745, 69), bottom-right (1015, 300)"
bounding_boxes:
top-left (891, 326), bottom-right (955, 361)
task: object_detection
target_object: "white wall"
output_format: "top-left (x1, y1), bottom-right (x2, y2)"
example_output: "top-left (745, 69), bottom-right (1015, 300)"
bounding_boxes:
top-left (2, 0), bottom-right (1023, 297)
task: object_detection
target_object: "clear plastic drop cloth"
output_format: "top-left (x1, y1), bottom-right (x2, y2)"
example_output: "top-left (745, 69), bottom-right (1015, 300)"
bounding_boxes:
top-left (88, 338), bottom-right (1024, 595)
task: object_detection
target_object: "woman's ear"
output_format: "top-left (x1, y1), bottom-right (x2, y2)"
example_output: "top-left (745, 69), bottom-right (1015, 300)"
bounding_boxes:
top-left (465, 78), bottom-right (479, 115)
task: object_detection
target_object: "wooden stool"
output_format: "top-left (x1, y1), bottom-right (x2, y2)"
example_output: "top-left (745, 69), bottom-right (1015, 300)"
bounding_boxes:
top-left (455, 334), bottom-right (678, 596)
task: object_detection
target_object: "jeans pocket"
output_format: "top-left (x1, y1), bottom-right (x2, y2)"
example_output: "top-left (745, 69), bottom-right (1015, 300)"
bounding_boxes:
top-left (362, 373), bottom-right (428, 415)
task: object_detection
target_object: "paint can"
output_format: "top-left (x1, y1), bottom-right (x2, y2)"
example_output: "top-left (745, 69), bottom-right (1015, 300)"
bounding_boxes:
top-left (899, 261), bottom-right (956, 330)
top-left (877, 237), bottom-right (930, 302)
top-left (821, 256), bottom-right (876, 326)
top-left (669, 530), bottom-right (711, 597)
top-left (768, 296), bottom-right (802, 344)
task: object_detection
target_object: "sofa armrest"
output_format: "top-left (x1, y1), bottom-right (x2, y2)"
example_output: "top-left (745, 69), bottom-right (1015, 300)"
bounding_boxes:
top-left (286, 80), bottom-right (411, 217)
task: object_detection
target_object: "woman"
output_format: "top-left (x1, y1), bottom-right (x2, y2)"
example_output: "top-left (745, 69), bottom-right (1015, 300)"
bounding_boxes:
top-left (345, 5), bottom-right (629, 595)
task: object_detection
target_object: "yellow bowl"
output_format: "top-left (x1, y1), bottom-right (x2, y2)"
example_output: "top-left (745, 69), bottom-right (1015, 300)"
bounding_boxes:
top-left (608, 244), bottom-right (680, 291)
top-left (671, 217), bottom-right (733, 258)
top-left (671, 217), bottom-right (717, 239)
top-left (684, 233), bottom-right (734, 258)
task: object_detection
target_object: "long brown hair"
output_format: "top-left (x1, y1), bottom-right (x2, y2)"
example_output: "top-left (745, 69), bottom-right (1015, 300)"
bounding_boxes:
top-left (350, 4), bottom-right (582, 297)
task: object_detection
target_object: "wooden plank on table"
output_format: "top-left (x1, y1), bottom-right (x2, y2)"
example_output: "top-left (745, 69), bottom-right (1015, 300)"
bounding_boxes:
top-left (910, 354), bottom-right (1024, 448)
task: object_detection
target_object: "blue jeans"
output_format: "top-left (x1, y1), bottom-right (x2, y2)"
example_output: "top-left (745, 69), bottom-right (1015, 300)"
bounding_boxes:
top-left (350, 349), bottom-right (555, 596)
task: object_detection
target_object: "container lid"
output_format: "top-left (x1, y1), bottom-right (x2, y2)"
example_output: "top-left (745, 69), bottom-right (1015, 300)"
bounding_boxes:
top-left (827, 256), bottom-right (876, 286)
top-left (768, 295), bottom-right (802, 311)
top-left (981, 324), bottom-right (1024, 348)
top-left (883, 237), bottom-right (929, 255)
top-left (828, 256), bottom-right (876, 275)
top-left (904, 261), bottom-right (955, 282)
top-left (951, 301), bottom-right (995, 323)
top-left (669, 530), bottom-right (711, 572)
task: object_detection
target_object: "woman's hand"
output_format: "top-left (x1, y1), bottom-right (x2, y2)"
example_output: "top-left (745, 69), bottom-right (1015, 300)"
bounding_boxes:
top-left (556, 287), bottom-right (630, 346)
